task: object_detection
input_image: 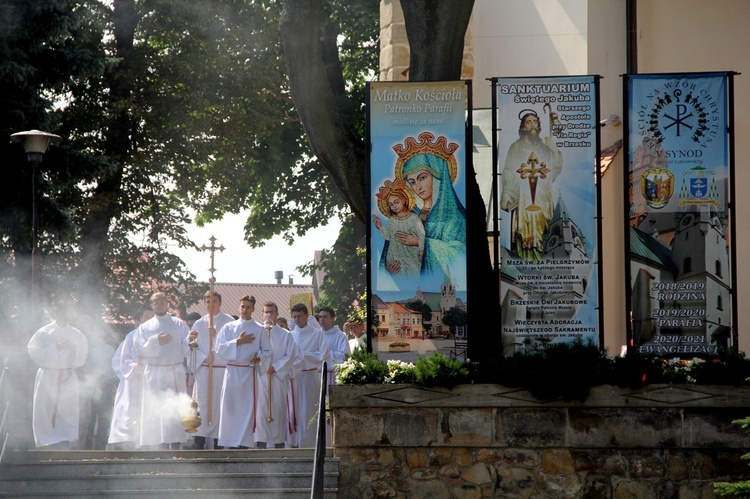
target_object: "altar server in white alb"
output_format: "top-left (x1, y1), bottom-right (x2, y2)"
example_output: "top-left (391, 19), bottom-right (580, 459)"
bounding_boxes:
top-left (345, 321), bottom-right (367, 353)
top-left (317, 306), bottom-right (349, 445)
top-left (289, 303), bottom-right (329, 448)
top-left (187, 290), bottom-right (234, 449)
top-left (254, 301), bottom-right (297, 449)
top-left (134, 292), bottom-right (196, 449)
top-left (28, 303), bottom-right (89, 449)
top-left (214, 295), bottom-right (270, 448)
top-left (317, 306), bottom-right (350, 383)
top-left (107, 309), bottom-right (153, 449)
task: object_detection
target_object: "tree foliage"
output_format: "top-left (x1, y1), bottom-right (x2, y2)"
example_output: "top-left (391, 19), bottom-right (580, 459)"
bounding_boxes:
top-left (2, 0), bottom-right (376, 324)
top-left (1, 0), bottom-right (496, 370)
top-left (287, 0), bottom-right (379, 321)
top-left (63, 0), bottom-right (318, 319)
top-left (715, 415), bottom-right (750, 496)
top-left (442, 306), bottom-right (468, 331)
top-left (279, 0), bottom-right (500, 362)
top-left (299, 214), bottom-right (366, 321)
top-left (405, 299), bottom-right (433, 333)
top-left (1, 0), bottom-right (104, 323)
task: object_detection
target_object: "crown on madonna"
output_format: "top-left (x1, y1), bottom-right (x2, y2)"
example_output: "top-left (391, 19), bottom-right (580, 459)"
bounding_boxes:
top-left (393, 132), bottom-right (459, 184)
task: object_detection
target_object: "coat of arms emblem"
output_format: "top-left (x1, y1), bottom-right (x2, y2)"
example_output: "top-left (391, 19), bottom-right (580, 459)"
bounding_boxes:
top-left (641, 168), bottom-right (674, 209)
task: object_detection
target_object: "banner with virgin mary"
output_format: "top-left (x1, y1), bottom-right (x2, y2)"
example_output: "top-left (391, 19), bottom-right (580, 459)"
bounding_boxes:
top-left (367, 81), bottom-right (469, 340)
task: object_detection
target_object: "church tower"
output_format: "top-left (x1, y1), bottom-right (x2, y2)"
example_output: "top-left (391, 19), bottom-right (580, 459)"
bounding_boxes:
top-left (440, 267), bottom-right (457, 313)
top-left (543, 196), bottom-right (590, 297)
top-left (670, 208), bottom-right (730, 344)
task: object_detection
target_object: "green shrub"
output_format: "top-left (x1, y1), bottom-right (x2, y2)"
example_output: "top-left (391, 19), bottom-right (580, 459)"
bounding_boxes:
top-left (715, 415), bottom-right (750, 497)
top-left (610, 350), bottom-right (659, 388)
top-left (492, 338), bottom-right (613, 401)
top-left (689, 349), bottom-right (750, 385)
top-left (412, 352), bottom-right (471, 388)
top-left (335, 341), bottom-right (750, 402)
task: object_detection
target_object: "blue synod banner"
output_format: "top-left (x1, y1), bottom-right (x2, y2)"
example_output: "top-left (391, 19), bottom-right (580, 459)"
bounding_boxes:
top-left (495, 76), bottom-right (601, 353)
top-left (626, 73), bottom-right (732, 355)
top-left (367, 81), bottom-right (468, 339)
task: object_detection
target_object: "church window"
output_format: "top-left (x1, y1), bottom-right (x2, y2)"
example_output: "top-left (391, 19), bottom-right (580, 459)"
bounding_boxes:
top-left (683, 257), bottom-right (692, 274)
top-left (717, 295), bottom-right (723, 311)
top-left (716, 260), bottom-right (722, 277)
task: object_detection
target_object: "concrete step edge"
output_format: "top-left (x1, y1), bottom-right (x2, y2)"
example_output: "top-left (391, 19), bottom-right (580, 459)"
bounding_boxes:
top-left (0, 487), bottom-right (339, 497)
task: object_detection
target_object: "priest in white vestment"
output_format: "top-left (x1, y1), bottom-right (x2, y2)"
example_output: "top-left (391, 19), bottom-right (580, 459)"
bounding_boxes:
top-left (133, 292), bottom-right (195, 449)
top-left (27, 304), bottom-right (89, 449)
top-left (289, 303), bottom-right (329, 448)
top-left (253, 301), bottom-right (297, 448)
top-left (214, 295), bottom-right (270, 448)
top-left (187, 290), bottom-right (233, 449)
top-left (108, 309), bottom-right (153, 449)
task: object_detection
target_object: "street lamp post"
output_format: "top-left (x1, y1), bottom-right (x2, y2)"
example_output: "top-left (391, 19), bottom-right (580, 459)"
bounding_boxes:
top-left (10, 130), bottom-right (61, 324)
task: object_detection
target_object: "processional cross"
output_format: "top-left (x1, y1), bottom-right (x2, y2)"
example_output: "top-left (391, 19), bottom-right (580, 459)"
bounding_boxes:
top-left (200, 235), bottom-right (225, 425)
top-left (516, 152), bottom-right (550, 212)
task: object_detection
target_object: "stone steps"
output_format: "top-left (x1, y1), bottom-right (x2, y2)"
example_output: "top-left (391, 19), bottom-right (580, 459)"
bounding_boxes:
top-left (0, 449), bottom-right (338, 498)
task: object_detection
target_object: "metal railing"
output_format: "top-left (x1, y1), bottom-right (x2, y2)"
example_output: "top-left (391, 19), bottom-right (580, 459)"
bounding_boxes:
top-left (310, 361), bottom-right (328, 499)
top-left (0, 357), bottom-right (9, 463)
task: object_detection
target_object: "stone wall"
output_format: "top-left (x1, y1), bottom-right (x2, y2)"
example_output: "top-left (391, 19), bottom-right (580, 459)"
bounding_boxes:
top-left (330, 384), bottom-right (750, 498)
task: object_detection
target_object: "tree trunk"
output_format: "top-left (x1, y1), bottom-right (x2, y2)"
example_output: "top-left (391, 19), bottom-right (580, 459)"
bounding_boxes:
top-left (402, 1), bottom-right (499, 362)
top-left (401, 0), bottom-right (473, 81)
top-left (280, 0), bottom-right (500, 362)
top-left (279, 0), bottom-right (366, 222)
top-left (77, 0), bottom-right (138, 317)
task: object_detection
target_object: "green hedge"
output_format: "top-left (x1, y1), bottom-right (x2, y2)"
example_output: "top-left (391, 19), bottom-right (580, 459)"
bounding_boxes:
top-left (337, 339), bottom-right (750, 402)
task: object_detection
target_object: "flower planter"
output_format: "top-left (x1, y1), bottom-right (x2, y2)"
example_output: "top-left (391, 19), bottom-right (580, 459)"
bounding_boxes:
top-left (388, 344), bottom-right (410, 352)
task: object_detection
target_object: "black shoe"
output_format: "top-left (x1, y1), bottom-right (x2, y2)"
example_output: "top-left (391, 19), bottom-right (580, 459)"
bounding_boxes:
top-left (255, 441), bottom-right (267, 449)
top-left (183, 436), bottom-right (205, 450)
top-left (110, 441), bottom-right (136, 451)
top-left (41, 441), bottom-right (70, 450)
